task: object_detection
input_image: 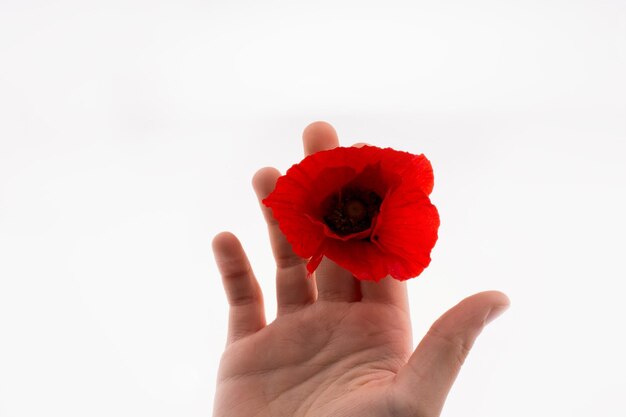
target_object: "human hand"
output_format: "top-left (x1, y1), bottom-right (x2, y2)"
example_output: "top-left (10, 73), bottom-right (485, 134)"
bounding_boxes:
top-left (211, 121), bottom-right (510, 417)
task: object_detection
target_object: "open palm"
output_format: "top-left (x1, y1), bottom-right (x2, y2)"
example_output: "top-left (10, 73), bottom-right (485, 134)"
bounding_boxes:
top-left (212, 122), bottom-right (509, 417)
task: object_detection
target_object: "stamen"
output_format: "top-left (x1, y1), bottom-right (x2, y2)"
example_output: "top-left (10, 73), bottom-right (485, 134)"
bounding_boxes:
top-left (323, 187), bottom-right (382, 236)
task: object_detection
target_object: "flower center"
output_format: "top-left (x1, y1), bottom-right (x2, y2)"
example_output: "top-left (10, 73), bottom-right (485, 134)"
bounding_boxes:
top-left (323, 187), bottom-right (382, 236)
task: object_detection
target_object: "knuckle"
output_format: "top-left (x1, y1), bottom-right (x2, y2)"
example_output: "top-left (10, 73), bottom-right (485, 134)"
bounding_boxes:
top-left (228, 291), bottom-right (259, 307)
top-left (274, 252), bottom-right (306, 269)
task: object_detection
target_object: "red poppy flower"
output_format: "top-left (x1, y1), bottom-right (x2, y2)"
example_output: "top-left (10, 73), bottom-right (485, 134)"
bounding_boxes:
top-left (262, 145), bottom-right (440, 282)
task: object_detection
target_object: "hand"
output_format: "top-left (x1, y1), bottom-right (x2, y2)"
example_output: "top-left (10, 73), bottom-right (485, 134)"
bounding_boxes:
top-left (211, 121), bottom-right (510, 417)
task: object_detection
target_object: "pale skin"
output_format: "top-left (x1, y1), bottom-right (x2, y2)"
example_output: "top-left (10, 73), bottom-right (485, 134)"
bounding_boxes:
top-left (212, 121), bottom-right (510, 417)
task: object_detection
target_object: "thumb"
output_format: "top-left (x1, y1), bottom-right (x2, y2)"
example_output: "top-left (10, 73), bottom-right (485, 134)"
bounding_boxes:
top-left (394, 291), bottom-right (510, 415)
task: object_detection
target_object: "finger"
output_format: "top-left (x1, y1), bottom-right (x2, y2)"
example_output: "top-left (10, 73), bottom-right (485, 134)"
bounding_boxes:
top-left (302, 121), bottom-right (364, 302)
top-left (354, 137), bottom-right (409, 312)
top-left (315, 258), bottom-right (361, 302)
top-left (212, 232), bottom-right (266, 344)
top-left (394, 291), bottom-right (510, 415)
top-left (303, 121), bottom-right (339, 155)
top-left (360, 277), bottom-right (409, 313)
top-left (252, 167), bottom-right (316, 314)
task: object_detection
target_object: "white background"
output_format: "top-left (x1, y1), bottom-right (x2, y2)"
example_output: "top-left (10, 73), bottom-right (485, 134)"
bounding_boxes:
top-left (1, 1), bottom-right (625, 416)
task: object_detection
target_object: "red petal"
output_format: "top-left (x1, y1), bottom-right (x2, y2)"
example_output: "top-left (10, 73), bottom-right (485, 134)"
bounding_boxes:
top-left (373, 185), bottom-right (440, 280)
top-left (303, 145), bottom-right (434, 194)
top-left (323, 239), bottom-right (390, 282)
top-left (399, 152), bottom-right (434, 196)
top-left (262, 174), bottom-right (327, 258)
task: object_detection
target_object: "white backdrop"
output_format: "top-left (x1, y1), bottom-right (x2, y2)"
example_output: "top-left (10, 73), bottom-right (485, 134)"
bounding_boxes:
top-left (1, 1), bottom-right (625, 416)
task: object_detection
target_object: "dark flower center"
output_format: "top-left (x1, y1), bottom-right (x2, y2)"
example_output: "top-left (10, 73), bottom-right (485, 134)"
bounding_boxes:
top-left (322, 187), bottom-right (382, 236)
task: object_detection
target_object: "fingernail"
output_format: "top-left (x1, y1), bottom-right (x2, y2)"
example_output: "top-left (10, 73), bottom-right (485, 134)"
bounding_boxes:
top-left (486, 304), bottom-right (510, 324)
